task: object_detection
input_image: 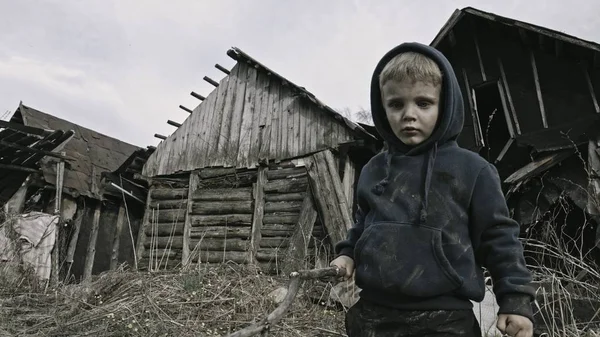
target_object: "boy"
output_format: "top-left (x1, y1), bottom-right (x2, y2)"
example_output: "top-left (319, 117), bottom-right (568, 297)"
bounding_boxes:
top-left (330, 42), bottom-right (535, 337)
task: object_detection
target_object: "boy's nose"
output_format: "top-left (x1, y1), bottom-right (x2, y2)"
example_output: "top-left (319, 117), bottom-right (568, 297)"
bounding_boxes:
top-left (402, 105), bottom-right (418, 121)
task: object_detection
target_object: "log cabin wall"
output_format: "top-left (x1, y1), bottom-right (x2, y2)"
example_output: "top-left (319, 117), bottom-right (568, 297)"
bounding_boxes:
top-left (142, 61), bottom-right (360, 177)
top-left (435, 11), bottom-right (600, 179)
top-left (136, 151), bottom-right (357, 274)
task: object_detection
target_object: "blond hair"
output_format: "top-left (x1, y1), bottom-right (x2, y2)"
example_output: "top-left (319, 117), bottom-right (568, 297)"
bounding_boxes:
top-left (379, 52), bottom-right (442, 88)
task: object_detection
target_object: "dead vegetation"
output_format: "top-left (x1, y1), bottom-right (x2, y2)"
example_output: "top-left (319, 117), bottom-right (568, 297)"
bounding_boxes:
top-left (0, 260), bottom-right (345, 337)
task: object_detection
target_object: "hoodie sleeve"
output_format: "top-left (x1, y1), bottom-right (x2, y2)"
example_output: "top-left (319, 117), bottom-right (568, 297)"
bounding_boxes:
top-left (470, 163), bottom-right (536, 321)
top-left (334, 204), bottom-right (367, 260)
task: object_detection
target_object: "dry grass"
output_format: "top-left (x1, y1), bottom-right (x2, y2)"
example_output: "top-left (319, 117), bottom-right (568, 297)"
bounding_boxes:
top-left (0, 262), bottom-right (345, 337)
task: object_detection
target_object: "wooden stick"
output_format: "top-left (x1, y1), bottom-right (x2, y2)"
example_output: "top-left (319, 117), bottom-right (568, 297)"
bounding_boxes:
top-left (51, 156), bottom-right (65, 285)
top-left (190, 91), bottom-right (205, 101)
top-left (498, 59), bottom-right (521, 135)
top-left (179, 105), bottom-right (193, 114)
top-left (215, 64), bottom-right (231, 75)
top-left (530, 51), bottom-right (548, 128)
top-left (154, 134), bottom-right (167, 140)
top-left (167, 120), bottom-right (182, 128)
top-left (204, 76), bottom-right (219, 87)
top-left (226, 267), bottom-right (345, 337)
top-left (83, 201), bottom-right (102, 281)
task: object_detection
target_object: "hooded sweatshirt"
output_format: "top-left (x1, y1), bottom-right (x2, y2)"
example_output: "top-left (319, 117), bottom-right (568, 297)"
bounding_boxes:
top-left (335, 42), bottom-right (535, 320)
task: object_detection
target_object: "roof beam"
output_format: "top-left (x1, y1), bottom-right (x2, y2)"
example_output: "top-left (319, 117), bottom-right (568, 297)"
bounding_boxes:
top-left (0, 120), bottom-right (50, 137)
top-left (215, 64), bottom-right (231, 75)
top-left (0, 163), bottom-right (40, 173)
top-left (203, 76), bottom-right (219, 87)
top-left (0, 140), bottom-right (70, 160)
top-left (582, 64), bottom-right (600, 113)
top-left (190, 91), bottom-right (205, 101)
top-left (167, 120), bottom-right (182, 128)
top-left (555, 40), bottom-right (563, 58)
top-left (154, 134), bottom-right (167, 140)
top-left (179, 105), bottom-right (193, 114)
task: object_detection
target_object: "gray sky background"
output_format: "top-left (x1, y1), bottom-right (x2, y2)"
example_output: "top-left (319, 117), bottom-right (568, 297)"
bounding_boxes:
top-left (1, 0), bottom-right (599, 148)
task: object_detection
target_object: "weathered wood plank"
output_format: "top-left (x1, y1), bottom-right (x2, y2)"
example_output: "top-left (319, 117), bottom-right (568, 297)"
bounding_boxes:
top-left (283, 191), bottom-right (318, 275)
top-left (287, 97), bottom-right (297, 158)
top-left (264, 192), bottom-right (306, 202)
top-left (264, 201), bottom-right (303, 213)
top-left (263, 213), bottom-right (299, 225)
top-left (266, 167), bottom-right (306, 180)
top-left (149, 200), bottom-right (188, 210)
top-left (190, 201), bottom-right (253, 215)
top-left (189, 238), bottom-right (249, 251)
top-left (191, 251), bottom-right (248, 264)
top-left (267, 81), bottom-right (281, 161)
top-left (306, 154), bottom-right (345, 246)
top-left (530, 51), bottom-right (548, 128)
top-left (226, 62), bottom-right (249, 165)
top-left (324, 150), bottom-right (353, 230)
top-left (279, 87), bottom-right (294, 159)
top-left (110, 204), bottom-right (126, 270)
top-left (293, 96), bottom-right (302, 157)
top-left (151, 188), bottom-right (188, 200)
top-left (190, 226), bottom-right (251, 239)
top-left (145, 223), bottom-right (185, 236)
top-left (83, 202), bottom-right (102, 281)
top-left (196, 84), bottom-right (219, 168)
top-left (309, 104), bottom-right (318, 152)
top-left (216, 64), bottom-right (242, 164)
top-left (263, 178), bottom-right (308, 193)
top-left (192, 187), bottom-right (253, 201)
top-left (259, 237), bottom-right (290, 248)
top-left (342, 154), bottom-right (356, 208)
top-left (298, 98), bottom-right (307, 158)
top-left (250, 167), bottom-right (267, 262)
top-left (150, 209), bottom-right (187, 223)
top-left (142, 249), bottom-right (178, 259)
top-left (144, 236), bottom-right (184, 249)
top-left (237, 66), bottom-right (259, 167)
top-left (190, 214), bottom-right (253, 226)
top-left (207, 76), bottom-right (230, 167)
top-left (249, 70), bottom-right (270, 167)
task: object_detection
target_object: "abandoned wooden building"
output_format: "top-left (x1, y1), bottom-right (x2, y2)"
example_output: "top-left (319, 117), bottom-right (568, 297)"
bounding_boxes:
top-left (431, 7), bottom-right (600, 263)
top-left (136, 47), bottom-right (378, 274)
top-left (2, 103), bottom-right (151, 281)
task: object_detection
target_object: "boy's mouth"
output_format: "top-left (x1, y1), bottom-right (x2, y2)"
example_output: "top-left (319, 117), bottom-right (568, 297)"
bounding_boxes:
top-left (401, 126), bottom-right (419, 133)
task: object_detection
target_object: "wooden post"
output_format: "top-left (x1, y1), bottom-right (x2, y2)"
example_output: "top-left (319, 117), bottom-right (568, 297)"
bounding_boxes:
top-left (341, 154), bottom-right (355, 211)
top-left (51, 157), bottom-right (65, 285)
top-left (249, 167), bottom-right (267, 262)
top-left (65, 200), bottom-right (83, 279)
top-left (135, 185), bottom-right (154, 270)
top-left (110, 204), bottom-right (126, 270)
top-left (461, 68), bottom-right (484, 149)
top-left (498, 59), bottom-right (521, 135)
top-left (182, 172), bottom-right (198, 266)
top-left (83, 201), bottom-right (102, 281)
top-left (530, 51), bottom-right (548, 128)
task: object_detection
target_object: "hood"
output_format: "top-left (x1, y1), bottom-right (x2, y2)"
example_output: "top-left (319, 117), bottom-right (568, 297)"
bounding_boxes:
top-left (370, 42), bottom-right (464, 155)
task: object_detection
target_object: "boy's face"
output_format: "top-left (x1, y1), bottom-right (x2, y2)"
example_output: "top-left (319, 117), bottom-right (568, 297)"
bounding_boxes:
top-left (381, 78), bottom-right (441, 146)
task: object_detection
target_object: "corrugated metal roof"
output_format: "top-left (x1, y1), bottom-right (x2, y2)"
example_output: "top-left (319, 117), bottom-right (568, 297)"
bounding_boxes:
top-left (10, 103), bottom-right (141, 199)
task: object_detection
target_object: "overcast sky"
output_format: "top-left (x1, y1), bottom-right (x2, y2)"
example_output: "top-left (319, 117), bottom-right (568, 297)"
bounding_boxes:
top-left (1, 0), bottom-right (599, 148)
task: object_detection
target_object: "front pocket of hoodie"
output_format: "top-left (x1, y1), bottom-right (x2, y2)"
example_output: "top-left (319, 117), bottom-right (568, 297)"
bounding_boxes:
top-left (355, 222), bottom-right (463, 298)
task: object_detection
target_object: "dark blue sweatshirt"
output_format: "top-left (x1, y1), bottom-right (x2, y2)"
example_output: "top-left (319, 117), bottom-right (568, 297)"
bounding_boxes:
top-left (335, 42), bottom-right (535, 320)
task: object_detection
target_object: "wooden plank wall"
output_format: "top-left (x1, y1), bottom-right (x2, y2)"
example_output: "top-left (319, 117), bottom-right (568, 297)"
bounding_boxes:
top-left (143, 62), bottom-right (356, 177)
top-left (137, 179), bottom-right (189, 271)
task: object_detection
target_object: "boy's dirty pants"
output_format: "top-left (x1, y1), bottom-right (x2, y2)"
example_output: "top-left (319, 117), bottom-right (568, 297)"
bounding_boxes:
top-left (345, 299), bottom-right (482, 337)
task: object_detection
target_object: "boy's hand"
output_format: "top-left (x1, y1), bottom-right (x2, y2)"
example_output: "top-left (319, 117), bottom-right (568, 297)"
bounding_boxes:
top-left (497, 314), bottom-right (533, 337)
top-left (330, 256), bottom-right (354, 279)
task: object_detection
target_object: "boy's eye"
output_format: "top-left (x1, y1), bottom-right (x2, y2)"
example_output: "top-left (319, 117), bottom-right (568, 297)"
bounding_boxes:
top-left (388, 101), bottom-right (403, 109)
top-left (417, 101), bottom-right (431, 108)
